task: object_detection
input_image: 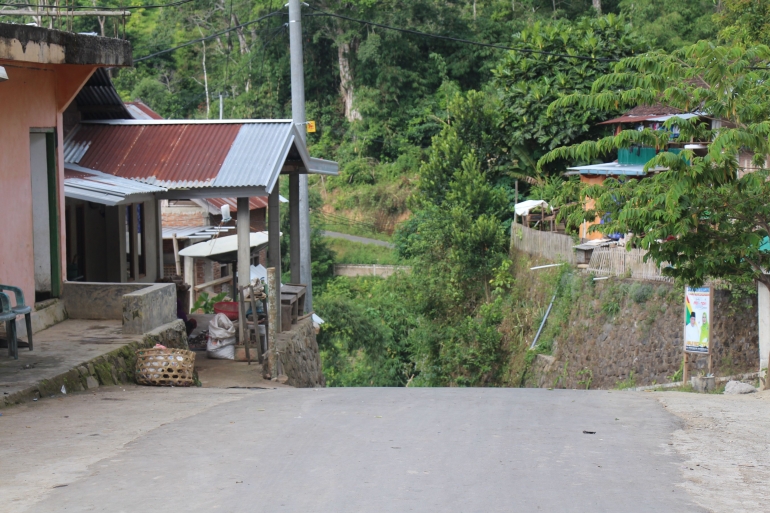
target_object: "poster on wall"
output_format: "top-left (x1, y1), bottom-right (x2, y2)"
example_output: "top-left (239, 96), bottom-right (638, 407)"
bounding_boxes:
top-left (684, 286), bottom-right (712, 354)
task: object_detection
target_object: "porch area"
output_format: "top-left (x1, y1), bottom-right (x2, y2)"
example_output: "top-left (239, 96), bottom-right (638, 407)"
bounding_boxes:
top-left (1, 319), bottom-right (144, 407)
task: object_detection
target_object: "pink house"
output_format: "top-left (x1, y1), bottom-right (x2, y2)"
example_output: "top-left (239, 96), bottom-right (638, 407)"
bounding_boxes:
top-left (0, 23), bottom-right (131, 317)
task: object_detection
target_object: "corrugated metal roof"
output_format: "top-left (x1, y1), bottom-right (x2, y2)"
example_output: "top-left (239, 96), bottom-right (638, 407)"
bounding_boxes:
top-left (161, 225), bottom-right (234, 240)
top-left (66, 123), bottom-right (241, 187)
top-left (125, 101), bottom-right (163, 120)
top-left (64, 163), bottom-right (166, 206)
top-left (565, 162), bottom-right (662, 176)
top-left (597, 115), bottom-right (658, 125)
top-left (214, 122), bottom-right (294, 191)
top-left (75, 68), bottom-right (132, 121)
top-left (63, 120), bottom-right (339, 195)
top-left (597, 113), bottom-right (701, 125)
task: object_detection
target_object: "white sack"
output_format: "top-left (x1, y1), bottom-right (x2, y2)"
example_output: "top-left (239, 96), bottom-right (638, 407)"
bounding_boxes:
top-left (207, 313), bottom-right (236, 360)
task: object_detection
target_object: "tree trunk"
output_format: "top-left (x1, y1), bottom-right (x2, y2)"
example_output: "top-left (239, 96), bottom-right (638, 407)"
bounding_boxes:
top-left (198, 28), bottom-right (210, 118)
top-left (592, 0), bottom-right (601, 14)
top-left (232, 14), bottom-right (248, 54)
top-left (337, 35), bottom-right (361, 122)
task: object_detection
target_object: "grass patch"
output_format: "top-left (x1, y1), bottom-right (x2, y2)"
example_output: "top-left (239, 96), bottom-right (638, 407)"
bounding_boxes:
top-left (323, 222), bottom-right (393, 242)
top-left (328, 238), bottom-right (400, 265)
top-left (615, 371), bottom-right (637, 390)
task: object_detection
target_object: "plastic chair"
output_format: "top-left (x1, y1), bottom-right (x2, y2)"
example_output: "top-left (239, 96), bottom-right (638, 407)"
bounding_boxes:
top-left (0, 284), bottom-right (32, 352)
top-left (0, 292), bottom-right (19, 359)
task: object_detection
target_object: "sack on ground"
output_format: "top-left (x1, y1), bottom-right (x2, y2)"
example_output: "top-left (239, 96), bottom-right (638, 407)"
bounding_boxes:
top-left (207, 313), bottom-right (236, 360)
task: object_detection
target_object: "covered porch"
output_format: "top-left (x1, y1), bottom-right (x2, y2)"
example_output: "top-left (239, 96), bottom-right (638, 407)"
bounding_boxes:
top-left (63, 118), bottom-right (338, 339)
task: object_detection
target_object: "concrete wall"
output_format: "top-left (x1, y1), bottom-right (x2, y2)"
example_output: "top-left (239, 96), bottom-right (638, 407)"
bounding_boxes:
top-left (759, 283), bottom-right (769, 381)
top-left (122, 283), bottom-right (176, 335)
top-left (62, 281), bottom-right (176, 334)
top-left (63, 282), bottom-right (148, 320)
top-left (334, 264), bottom-right (411, 278)
top-left (0, 57), bottom-right (95, 309)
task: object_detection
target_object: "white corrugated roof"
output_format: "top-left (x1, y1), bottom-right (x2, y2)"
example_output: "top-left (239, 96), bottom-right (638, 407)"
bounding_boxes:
top-left (64, 164), bottom-right (166, 206)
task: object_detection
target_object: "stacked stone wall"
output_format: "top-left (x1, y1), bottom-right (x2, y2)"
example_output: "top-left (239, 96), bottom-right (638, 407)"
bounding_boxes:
top-left (264, 318), bottom-right (325, 388)
top-left (526, 276), bottom-right (758, 389)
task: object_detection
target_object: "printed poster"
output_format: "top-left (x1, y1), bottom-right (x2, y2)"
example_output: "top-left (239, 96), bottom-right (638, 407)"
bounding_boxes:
top-left (684, 286), bottom-right (712, 354)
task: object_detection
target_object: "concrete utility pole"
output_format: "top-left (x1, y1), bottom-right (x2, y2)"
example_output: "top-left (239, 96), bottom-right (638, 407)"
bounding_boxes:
top-left (288, 0), bottom-right (313, 312)
top-left (237, 197), bottom-right (250, 344)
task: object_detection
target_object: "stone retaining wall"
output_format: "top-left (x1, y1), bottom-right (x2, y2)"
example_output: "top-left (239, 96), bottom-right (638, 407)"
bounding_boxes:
top-left (2, 320), bottom-right (188, 408)
top-left (525, 276), bottom-right (758, 389)
top-left (264, 318), bottom-right (325, 388)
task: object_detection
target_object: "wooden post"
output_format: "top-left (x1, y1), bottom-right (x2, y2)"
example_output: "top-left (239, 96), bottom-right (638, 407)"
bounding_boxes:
top-left (248, 284), bottom-right (262, 364)
top-left (236, 197), bottom-right (251, 347)
top-left (238, 286), bottom-right (251, 364)
top-left (183, 256), bottom-right (194, 313)
top-left (268, 187), bottom-right (281, 331)
top-left (265, 266), bottom-right (279, 380)
top-left (682, 352), bottom-right (690, 386)
top-left (289, 173), bottom-right (301, 283)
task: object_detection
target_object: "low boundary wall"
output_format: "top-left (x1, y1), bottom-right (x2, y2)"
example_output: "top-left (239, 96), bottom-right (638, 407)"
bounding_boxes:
top-left (63, 282), bottom-right (176, 334)
top-left (334, 264), bottom-right (411, 278)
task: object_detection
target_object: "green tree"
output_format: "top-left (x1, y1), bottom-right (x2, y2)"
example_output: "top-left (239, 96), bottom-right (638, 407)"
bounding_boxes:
top-left (618, 0), bottom-right (716, 52)
top-left (541, 42), bottom-right (770, 290)
top-left (492, 15), bottom-right (648, 176)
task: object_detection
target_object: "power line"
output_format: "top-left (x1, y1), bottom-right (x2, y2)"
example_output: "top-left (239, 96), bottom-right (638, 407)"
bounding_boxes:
top-left (134, 10), bottom-right (285, 62)
top-left (0, 0), bottom-right (193, 10)
top-left (305, 4), bottom-right (618, 63)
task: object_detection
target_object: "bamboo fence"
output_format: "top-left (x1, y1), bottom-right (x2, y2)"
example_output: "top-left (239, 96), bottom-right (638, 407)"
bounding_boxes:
top-left (510, 223), bottom-right (577, 265)
top-left (586, 246), bottom-right (672, 282)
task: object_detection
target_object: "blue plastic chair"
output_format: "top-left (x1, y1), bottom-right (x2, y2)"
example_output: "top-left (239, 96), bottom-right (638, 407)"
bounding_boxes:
top-left (0, 285), bottom-right (32, 352)
top-left (0, 292), bottom-right (19, 359)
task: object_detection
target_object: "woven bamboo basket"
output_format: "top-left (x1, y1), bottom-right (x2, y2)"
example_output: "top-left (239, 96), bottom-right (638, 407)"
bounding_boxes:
top-left (135, 347), bottom-right (196, 387)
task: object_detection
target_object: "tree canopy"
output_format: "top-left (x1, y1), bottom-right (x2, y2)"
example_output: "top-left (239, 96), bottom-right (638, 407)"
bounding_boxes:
top-left (541, 42), bottom-right (770, 288)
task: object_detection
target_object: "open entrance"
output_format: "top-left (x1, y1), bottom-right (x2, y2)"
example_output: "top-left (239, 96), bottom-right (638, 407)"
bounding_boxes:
top-left (30, 131), bottom-right (60, 302)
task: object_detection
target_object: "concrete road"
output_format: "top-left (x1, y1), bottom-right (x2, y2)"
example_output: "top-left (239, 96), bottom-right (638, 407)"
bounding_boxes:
top-left (15, 388), bottom-right (706, 513)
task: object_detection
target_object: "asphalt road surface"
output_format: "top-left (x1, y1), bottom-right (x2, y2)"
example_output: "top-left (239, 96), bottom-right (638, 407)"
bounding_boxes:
top-left (21, 387), bottom-right (705, 513)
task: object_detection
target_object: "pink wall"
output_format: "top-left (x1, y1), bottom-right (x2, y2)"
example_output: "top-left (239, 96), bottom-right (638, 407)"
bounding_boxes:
top-left (0, 61), bottom-right (94, 308)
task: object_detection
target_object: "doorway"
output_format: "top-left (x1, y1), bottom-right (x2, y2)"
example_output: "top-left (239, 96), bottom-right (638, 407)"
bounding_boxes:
top-left (29, 131), bottom-right (60, 302)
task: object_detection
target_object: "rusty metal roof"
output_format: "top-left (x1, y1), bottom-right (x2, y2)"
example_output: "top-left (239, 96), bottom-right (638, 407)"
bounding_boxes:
top-left (63, 120), bottom-right (338, 196)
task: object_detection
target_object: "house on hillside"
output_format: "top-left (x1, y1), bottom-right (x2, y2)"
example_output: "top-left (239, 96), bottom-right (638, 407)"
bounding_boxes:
top-left (0, 23), bottom-right (131, 312)
top-left (567, 106), bottom-right (709, 241)
top-left (61, 72), bottom-right (330, 303)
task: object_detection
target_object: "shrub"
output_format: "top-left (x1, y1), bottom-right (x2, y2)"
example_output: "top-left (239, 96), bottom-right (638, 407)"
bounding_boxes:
top-left (629, 283), bottom-right (654, 304)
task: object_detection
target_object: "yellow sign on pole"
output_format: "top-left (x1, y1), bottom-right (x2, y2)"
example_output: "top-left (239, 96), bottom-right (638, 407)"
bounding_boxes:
top-left (306, 120), bottom-right (316, 133)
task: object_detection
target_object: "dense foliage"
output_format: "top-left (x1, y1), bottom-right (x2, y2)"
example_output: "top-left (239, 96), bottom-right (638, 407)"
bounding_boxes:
top-left (541, 43), bottom-right (770, 289)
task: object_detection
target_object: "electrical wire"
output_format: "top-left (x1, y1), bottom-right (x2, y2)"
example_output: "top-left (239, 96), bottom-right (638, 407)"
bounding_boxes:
top-left (0, 0), bottom-right (194, 10)
top-left (305, 4), bottom-right (618, 63)
top-left (134, 10), bottom-right (285, 62)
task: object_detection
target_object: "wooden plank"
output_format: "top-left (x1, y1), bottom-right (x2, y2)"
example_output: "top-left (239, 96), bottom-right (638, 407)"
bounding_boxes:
top-left (193, 275), bottom-right (233, 292)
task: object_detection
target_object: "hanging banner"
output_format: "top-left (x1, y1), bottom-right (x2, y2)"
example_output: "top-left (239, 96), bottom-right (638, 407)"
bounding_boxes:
top-left (684, 286), bottom-right (712, 354)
